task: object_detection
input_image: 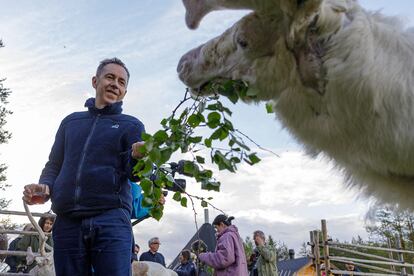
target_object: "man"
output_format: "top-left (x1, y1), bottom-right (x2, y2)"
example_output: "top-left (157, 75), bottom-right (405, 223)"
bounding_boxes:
top-left (22, 58), bottom-right (146, 276)
top-left (139, 237), bottom-right (166, 267)
top-left (174, 249), bottom-right (196, 276)
top-left (343, 261), bottom-right (361, 276)
top-left (253, 230), bottom-right (278, 276)
top-left (131, 244), bottom-right (140, 262)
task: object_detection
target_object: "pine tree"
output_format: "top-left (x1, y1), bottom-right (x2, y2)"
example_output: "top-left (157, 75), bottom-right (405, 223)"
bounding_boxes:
top-left (268, 235), bottom-right (289, 261)
top-left (0, 40), bottom-right (13, 211)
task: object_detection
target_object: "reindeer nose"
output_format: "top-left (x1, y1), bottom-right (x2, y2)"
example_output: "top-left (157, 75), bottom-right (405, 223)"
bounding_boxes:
top-left (177, 44), bottom-right (204, 78)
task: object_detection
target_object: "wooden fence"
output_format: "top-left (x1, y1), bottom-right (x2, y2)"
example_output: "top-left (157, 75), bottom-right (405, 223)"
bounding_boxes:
top-left (310, 219), bottom-right (414, 276)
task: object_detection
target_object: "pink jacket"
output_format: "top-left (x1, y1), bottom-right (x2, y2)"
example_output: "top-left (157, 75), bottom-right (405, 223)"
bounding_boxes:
top-left (199, 225), bottom-right (248, 276)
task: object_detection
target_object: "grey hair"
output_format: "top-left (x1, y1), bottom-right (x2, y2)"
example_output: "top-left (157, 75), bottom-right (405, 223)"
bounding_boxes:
top-left (253, 230), bottom-right (266, 240)
top-left (148, 237), bottom-right (160, 246)
top-left (96, 57), bottom-right (130, 82)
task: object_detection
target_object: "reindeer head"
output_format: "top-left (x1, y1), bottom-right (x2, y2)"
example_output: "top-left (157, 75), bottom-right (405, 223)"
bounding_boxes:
top-left (178, 0), bottom-right (351, 101)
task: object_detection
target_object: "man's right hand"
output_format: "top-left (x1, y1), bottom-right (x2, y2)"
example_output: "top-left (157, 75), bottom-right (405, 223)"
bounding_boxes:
top-left (23, 184), bottom-right (50, 205)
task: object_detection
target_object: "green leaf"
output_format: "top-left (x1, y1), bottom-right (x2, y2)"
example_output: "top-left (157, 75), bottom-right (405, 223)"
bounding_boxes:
top-left (183, 161), bottom-right (199, 177)
top-left (201, 200), bottom-right (208, 208)
top-left (153, 130), bottom-right (168, 144)
top-left (142, 196), bottom-right (153, 207)
top-left (173, 191), bottom-right (181, 201)
top-left (159, 147), bottom-right (173, 164)
top-left (206, 104), bottom-right (219, 111)
top-left (187, 114), bottom-right (201, 127)
top-left (188, 136), bottom-right (203, 143)
top-left (141, 159), bottom-right (154, 176)
top-left (141, 133), bottom-right (152, 141)
top-left (149, 148), bottom-right (161, 165)
top-left (196, 156), bottom-right (205, 164)
top-left (207, 112), bottom-right (221, 129)
top-left (204, 138), bottom-right (212, 148)
top-left (201, 180), bottom-right (220, 192)
top-left (265, 103), bottom-right (274, 113)
top-left (248, 153), bottom-right (261, 165)
top-left (180, 197), bottom-right (188, 207)
top-left (160, 118), bottom-right (168, 127)
top-left (140, 178), bottom-right (153, 194)
top-left (210, 128), bottom-right (222, 140)
top-left (150, 206), bottom-right (163, 221)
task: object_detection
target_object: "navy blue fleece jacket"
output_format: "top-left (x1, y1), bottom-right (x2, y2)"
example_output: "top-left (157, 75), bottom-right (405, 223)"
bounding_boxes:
top-left (39, 98), bottom-right (145, 217)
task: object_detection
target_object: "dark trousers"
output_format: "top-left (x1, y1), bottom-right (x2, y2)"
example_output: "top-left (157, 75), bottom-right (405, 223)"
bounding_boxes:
top-left (52, 208), bottom-right (132, 276)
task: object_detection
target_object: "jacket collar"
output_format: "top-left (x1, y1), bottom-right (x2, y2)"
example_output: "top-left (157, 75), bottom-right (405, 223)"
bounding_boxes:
top-left (84, 98), bottom-right (123, 115)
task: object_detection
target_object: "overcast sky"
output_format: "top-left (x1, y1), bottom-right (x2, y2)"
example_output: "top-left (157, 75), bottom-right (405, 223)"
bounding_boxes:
top-left (0, 0), bottom-right (413, 265)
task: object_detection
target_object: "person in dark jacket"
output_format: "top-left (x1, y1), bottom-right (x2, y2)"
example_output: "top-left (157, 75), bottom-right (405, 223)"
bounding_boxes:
top-left (343, 261), bottom-right (361, 276)
top-left (4, 224), bottom-right (34, 272)
top-left (22, 58), bottom-right (146, 276)
top-left (139, 237), bottom-right (166, 267)
top-left (174, 249), bottom-right (196, 276)
top-left (16, 216), bottom-right (55, 272)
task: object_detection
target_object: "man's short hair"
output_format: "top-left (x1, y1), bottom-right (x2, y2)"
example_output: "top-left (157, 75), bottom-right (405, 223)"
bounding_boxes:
top-left (253, 230), bottom-right (266, 240)
top-left (96, 57), bottom-right (130, 82)
top-left (148, 237), bottom-right (160, 247)
top-left (181, 249), bottom-right (191, 261)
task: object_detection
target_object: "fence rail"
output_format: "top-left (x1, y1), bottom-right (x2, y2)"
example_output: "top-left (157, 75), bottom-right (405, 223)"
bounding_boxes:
top-left (310, 219), bottom-right (414, 276)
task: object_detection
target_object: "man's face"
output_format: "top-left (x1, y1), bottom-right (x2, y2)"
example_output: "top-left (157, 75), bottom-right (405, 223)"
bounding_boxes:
top-left (253, 234), bottom-right (265, 246)
top-left (149, 240), bottom-right (160, 252)
top-left (92, 63), bottom-right (128, 108)
top-left (345, 263), bottom-right (355, 271)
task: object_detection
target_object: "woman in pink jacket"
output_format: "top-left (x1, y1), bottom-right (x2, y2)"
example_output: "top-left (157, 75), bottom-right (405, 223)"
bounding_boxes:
top-left (199, 215), bottom-right (248, 276)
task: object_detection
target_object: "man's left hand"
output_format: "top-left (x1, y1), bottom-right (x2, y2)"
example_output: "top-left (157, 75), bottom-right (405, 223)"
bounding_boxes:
top-left (131, 141), bottom-right (145, 159)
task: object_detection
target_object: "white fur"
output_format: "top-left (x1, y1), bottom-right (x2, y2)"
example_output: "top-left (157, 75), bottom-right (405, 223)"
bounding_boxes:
top-left (132, 261), bottom-right (178, 276)
top-left (178, 0), bottom-right (414, 208)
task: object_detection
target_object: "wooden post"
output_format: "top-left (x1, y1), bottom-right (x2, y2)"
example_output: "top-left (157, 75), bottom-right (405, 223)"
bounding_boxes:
top-left (396, 235), bottom-right (407, 276)
top-left (310, 231), bottom-right (315, 262)
top-left (387, 238), bottom-right (396, 272)
top-left (321, 220), bottom-right (331, 274)
top-left (314, 230), bottom-right (321, 276)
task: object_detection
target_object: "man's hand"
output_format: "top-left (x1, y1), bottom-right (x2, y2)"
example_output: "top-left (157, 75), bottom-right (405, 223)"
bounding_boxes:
top-left (131, 141), bottom-right (145, 159)
top-left (23, 184), bottom-right (50, 205)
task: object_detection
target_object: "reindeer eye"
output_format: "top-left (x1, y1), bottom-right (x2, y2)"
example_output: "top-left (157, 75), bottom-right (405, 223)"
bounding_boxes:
top-left (236, 37), bottom-right (248, 49)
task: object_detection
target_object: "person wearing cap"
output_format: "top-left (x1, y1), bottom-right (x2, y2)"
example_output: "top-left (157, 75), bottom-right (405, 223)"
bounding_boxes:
top-left (343, 261), bottom-right (361, 276)
top-left (253, 230), bottom-right (278, 276)
top-left (198, 214), bottom-right (248, 276)
top-left (139, 237), bottom-right (166, 267)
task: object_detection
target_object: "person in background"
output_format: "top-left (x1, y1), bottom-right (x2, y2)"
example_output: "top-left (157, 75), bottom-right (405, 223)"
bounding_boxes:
top-left (5, 224), bottom-right (34, 272)
top-left (174, 249), bottom-right (197, 276)
top-left (131, 244), bottom-right (140, 262)
top-left (198, 214), bottom-right (248, 276)
top-left (253, 230), bottom-right (278, 276)
top-left (139, 237), bottom-right (166, 267)
top-left (343, 261), bottom-right (361, 276)
top-left (16, 216), bottom-right (55, 272)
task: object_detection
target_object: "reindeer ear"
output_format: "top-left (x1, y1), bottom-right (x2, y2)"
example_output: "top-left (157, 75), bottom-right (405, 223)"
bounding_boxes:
top-left (183, 0), bottom-right (211, 29)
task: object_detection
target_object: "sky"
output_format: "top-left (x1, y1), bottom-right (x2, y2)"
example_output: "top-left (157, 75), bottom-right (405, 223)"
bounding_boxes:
top-left (0, 0), bottom-right (413, 265)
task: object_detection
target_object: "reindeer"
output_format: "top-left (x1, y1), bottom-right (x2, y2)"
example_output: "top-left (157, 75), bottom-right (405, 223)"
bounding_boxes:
top-left (132, 261), bottom-right (178, 276)
top-left (177, 0), bottom-right (414, 208)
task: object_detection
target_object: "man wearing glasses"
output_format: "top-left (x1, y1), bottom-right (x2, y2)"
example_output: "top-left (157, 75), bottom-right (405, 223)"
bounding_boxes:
top-left (139, 237), bottom-right (166, 267)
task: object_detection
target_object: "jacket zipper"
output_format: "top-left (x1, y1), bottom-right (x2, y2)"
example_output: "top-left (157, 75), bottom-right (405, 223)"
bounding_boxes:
top-left (74, 113), bottom-right (101, 207)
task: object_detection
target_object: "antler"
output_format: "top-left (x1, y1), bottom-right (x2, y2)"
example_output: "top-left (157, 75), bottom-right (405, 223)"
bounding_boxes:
top-left (182, 0), bottom-right (283, 29)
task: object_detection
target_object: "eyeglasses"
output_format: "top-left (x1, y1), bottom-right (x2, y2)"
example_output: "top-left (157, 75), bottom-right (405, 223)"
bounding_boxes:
top-left (152, 242), bottom-right (160, 245)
